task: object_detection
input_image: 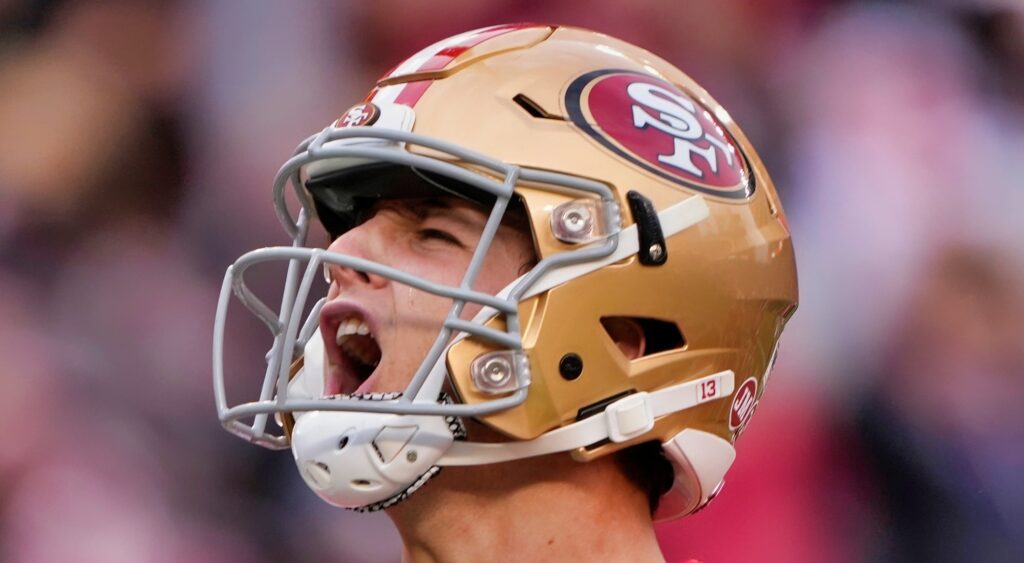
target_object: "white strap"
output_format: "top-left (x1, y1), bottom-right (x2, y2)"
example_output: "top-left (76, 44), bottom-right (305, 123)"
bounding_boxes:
top-left (438, 370), bottom-right (734, 466)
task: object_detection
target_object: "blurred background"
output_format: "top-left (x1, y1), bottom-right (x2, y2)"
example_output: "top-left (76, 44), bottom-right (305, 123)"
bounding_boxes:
top-left (1, 0), bottom-right (1022, 561)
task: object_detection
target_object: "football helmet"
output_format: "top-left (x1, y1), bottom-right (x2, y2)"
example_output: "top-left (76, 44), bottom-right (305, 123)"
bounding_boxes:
top-left (213, 24), bottom-right (798, 519)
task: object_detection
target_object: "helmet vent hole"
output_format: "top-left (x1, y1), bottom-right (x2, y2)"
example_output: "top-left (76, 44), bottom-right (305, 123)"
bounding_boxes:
top-left (350, 479), bottom-right (380, 490)
top-left (600, 317), bottom-right (685, 359)
top-left (512, 94), bottom-right (564, 121)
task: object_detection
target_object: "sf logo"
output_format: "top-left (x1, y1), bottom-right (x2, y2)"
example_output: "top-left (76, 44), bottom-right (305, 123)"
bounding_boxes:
top-left (628, 83), bottom-right (735, 179)
top-left (335, 103), bottom-right (379, 128)
top-left (342, 107), bottom-right (370, 126)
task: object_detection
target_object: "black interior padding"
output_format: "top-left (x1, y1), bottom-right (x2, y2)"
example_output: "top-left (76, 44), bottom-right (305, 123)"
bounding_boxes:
top-left (306, 163), bottom-right (498, 238)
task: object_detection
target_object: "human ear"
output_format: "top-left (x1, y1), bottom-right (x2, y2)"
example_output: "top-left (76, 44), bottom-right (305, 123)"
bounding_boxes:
top-left (601, 317), bottom-right (646, 360)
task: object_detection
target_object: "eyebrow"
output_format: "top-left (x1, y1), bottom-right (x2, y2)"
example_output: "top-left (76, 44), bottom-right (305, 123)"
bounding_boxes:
top-left (413, 199), bottom-right (487, 231)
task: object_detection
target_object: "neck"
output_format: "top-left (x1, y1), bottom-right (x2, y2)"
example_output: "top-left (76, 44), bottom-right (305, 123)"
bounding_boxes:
top-left (386, 453), bottom-right (665, 563)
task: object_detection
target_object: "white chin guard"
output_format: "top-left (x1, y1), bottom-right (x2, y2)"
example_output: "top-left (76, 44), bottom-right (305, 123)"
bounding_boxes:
top-left (290, 395), bottom-right (463, 512)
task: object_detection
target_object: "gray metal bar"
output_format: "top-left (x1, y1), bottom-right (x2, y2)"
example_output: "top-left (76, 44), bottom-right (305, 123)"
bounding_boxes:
top-left (230, 264), bottom-right (283, 335)
top-left (275, 253), bottom-right (324, 407)
top-left (224, 386), bottom-right (528, 419)
top-left (212, 270), bottom-right (235, 412)
top-left (251, 209), bottom-right (311, 437)
top-left (403, 170), bottom-right (517, 401)
top-left (233, 247), bottom-right (518, 314)
top-left (295, 298), bottom-right (326, 354)
top-left (444, 319), bottom-right (520, 349)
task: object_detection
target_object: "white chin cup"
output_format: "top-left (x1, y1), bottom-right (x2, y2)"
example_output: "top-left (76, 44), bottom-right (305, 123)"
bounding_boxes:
top-left (290, 408), bottom-right (455, 509)
top-left (288, 332), bottom-right (325, 401)
top-left (654, 428), bottom-right (736, 521)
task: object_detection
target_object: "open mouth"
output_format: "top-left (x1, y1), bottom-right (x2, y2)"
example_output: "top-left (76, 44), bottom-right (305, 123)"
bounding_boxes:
top-left (336, 316), bottom-right (381, 379)
top-left (322, 311), bottom-right (382, 396)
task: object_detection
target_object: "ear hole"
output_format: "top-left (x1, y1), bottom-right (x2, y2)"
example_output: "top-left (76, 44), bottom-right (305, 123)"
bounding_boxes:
top-left (512, 94), bottom-right (564, 120)
top-left (600, 317), bottom-right (686, 360)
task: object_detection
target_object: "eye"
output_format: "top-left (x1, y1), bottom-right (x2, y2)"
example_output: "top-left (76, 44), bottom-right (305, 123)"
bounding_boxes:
top-left (417, 228), bottom-right (465, 248)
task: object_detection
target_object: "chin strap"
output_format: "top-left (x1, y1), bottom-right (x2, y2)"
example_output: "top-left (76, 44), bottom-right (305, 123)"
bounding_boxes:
top-left (438, 370), bottom-right (734, 466)
top-left (350, 465), bottom-right (442, 513)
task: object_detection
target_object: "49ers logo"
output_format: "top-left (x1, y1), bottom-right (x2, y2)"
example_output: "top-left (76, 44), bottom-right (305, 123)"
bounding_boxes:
top-left (333, 102), bottom-right (381, 128)
top-left (565, 70), bottom-right (753, 199)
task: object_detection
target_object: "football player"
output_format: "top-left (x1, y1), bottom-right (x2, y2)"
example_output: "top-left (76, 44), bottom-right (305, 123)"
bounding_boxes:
top-left (213, 24), bottom-right (797, 561)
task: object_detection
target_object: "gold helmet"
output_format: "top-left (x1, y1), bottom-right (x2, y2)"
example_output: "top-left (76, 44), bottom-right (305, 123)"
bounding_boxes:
top-left (213, 24), bottom-right (798, 518)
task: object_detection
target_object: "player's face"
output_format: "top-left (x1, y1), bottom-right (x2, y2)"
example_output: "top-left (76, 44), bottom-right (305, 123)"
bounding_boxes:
top-left (318, 197), bottom-right (533, 397)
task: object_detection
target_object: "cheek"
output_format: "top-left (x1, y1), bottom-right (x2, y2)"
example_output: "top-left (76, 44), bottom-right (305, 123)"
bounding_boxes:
top-left (393, 285), bottom-right (453, 333)
top-left (458, 237), bottom-right (533, 320)
top-left (475, 235), bottom-right (533, 295)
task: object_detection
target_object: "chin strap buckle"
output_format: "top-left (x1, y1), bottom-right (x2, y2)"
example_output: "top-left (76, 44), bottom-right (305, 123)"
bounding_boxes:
top-left (605, 392), bottom-right (655, 443)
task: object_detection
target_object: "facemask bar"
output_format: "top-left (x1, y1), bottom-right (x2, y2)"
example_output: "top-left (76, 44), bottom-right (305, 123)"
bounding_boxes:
top-left (213, 126), bottom-right (622, 449)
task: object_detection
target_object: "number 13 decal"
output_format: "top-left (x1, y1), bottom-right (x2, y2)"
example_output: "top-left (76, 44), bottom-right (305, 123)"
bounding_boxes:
top-left (699, 379), bottom-right (718, 401)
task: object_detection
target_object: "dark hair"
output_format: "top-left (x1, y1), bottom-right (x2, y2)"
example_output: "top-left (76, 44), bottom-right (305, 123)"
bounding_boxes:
top-left (615, 441), bottom-right (675, 514)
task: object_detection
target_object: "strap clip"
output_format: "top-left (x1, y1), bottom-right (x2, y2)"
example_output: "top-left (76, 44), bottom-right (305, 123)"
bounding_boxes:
top-left (605, 392), bottom-right (654, 442)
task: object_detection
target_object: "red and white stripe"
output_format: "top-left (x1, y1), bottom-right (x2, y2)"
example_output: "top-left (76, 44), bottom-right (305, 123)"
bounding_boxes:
top-left (371, 23), bottom-right (541, 108)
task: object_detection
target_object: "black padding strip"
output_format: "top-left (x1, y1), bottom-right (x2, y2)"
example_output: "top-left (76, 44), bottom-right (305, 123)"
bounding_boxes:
top-left (626, 190), bottom-right (667, 266)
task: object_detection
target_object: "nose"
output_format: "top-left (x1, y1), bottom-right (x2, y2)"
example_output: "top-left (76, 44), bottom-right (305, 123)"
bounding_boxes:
top-left (323, 217), bottom-right (390, 291)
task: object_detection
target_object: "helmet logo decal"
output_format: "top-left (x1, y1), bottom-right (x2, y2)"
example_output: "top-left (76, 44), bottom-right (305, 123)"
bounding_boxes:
top-left (565, 69), bottom-right (753, 199)
top-left (334, 103), bottom-right (381, 128)
top-left (729, 377), bottom-right (759, 433)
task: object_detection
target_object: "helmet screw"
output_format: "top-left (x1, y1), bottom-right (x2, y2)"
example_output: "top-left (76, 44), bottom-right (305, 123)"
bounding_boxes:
top-left (559, 353), bottom-right (584, 381)
top-left (648, 243), bottom-right (664, 261)
top-left (484, 357), bottom-right (511, 384)
top-left (338, 436), bottom-right (349, 450)
top-left (471, 351), bottom-right (524, 394)
top-left (406, 450), bottom-right (418, 463)
top-left (561, 206), bottom-right (591, 233)
top-left (551, 200), bottom-right (598, 243)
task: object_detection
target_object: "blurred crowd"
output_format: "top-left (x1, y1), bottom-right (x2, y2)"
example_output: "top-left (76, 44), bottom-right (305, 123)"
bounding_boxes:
top-left (1, 1), bottom-right (1022, 561)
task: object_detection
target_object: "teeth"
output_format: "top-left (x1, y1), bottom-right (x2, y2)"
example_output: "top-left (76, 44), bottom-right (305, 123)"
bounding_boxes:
top-left (336, 318), bottom-right (371, 343)
top-left (334, 316), bottom-right (380, 369)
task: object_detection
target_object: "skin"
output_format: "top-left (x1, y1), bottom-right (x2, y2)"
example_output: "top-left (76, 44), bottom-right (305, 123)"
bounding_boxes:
top-left (320, 196), bottom-right (664, 563)
top-left (320, 197), bottom-right (535, 396)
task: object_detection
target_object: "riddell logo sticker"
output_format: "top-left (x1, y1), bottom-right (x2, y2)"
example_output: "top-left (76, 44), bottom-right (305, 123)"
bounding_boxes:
top-left (565, 69), bottom-right (753, 199)
top-left (729, 377), bottom-right (759, 433)
top-left (334, 102), bottom-right (381, 128)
